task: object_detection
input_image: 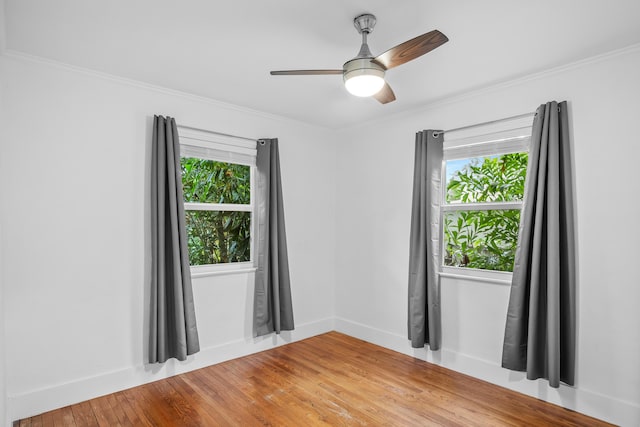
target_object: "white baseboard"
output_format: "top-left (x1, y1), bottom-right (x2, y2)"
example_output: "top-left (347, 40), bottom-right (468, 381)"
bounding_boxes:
top-left (334, 317), bottom-right (639, 427)
top-left (8, 317), bottom-right (335, 424)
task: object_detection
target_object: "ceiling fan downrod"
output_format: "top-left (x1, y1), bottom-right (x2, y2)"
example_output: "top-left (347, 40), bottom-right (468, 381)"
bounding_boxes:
top-left (353, 13), bottom-right (376, 59)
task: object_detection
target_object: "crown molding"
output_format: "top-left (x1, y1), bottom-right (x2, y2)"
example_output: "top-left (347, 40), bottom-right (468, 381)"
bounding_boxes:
top-left (3, 41), bottom-right (640, 134)
top-left (342, 42), bottom-right (640, 133)
top-left (0, 49), bottom-right (333, 132)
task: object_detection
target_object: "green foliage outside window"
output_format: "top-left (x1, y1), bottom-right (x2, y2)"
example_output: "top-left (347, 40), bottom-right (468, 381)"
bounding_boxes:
top-left (182, 158), bottom-right (250, 204)
top-left (181, 157), bottom-right (251, 265)
top-left (444, 153), bottom-right (528, 272)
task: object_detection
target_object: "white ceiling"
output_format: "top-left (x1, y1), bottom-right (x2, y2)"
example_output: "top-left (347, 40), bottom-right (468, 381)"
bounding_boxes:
top-left (4, 0), bottom-right (640, 129)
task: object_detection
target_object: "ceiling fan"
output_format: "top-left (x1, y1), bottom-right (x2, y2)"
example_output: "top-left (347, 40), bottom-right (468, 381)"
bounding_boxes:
top-left (270, 13), bottom-right (448, 104)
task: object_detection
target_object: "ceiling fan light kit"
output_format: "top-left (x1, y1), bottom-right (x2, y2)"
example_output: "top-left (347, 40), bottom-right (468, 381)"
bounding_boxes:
top-left (343, 58), bottom-right (385, 97)
top-left (270, 13), bottom-right (448, 104)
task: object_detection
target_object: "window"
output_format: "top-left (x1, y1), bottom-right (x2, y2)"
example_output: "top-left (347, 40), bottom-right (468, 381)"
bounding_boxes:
top-left (441, 125), bottom-right (531, 274)
top-left (178, 127), bottom-right (257, 275)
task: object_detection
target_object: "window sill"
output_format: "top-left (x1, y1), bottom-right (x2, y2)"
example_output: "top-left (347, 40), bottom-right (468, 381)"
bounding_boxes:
top-left (191, 266), bottom-right (257, 278)
top-left (439, 267), bottom-right (512, 286)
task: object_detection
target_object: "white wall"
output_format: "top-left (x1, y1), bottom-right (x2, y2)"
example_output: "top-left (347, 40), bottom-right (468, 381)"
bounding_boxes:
top-left (334, 46), bottom-right (640, 426)
top-left (0, 4), bottom-right (8, 418)
top-left (0, 53), bottom-right (337, 423)
top-left (0, 210), bottom-right (7, 427)
top-left (0, 3), bottom-right (9, 426)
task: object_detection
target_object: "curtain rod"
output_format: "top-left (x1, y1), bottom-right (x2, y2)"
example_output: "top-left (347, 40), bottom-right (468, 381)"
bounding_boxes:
top-left (433, 111), bottom-right (535, 137)
top-left (177, 124), bottom-right (259, 143)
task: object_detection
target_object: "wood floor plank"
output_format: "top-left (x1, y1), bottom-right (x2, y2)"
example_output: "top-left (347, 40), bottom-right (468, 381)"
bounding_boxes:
top-left (183, 365), bottom-right (258, 425)
top-left (180, 369), bottom-right (247, 426)
top-left (16, 332), bottom-right (613, 426)
top-left (121, 383), bottom-right (177, 426)
top-left (112, 390), bottom-right (153, 427)
top-left (201, 362), bottom-right (293, 426)
top-left (322, 333), bottom-right (578, 426)
top-left (266, 354), bottom-right (404, 422)
top-left (165, 376), bottom-right (224, 426)
top-left (246, 352), bottom-right (383, 425)
top-left (51, 407), bottom-right (76, 427)
top-left (103, 394), bottom-right (131, 427)
top-left (88, 395), bottom-right (121, 427)
top-left (38, 411), bottom-right (54, 427)
top-left (277, 337), bottom-right (462, 425)
top-left (69, 401), bottom-right (97, 427)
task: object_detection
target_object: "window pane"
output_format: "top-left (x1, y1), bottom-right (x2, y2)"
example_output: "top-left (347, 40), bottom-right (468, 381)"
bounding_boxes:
top-left (185, 211), bottom-right (251, 265)
top-left (443, 209), bottom-right (521, 272)
top-left (181, 158), bottom-right (250, 204)
top-left (445, 153), bottom-right (528, 203)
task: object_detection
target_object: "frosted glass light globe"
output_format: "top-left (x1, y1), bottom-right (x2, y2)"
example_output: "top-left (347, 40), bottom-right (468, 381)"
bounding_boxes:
top-left (344, 74), bottom-right (385, 97)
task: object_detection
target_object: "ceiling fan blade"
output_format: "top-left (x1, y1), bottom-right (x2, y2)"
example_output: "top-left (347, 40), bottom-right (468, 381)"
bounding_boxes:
top-left (374, 30), bottom-right (448, 70)
top-left (373, 82), bottom-right (396, 104)
top-left (270, 70), bottom-right (343, 76)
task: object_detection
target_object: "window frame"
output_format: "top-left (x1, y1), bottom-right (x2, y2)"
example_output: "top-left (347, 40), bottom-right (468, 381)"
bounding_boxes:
top-left (178, 126), bottom-right (257, 277)
top-left (440, 125), bottom-right (532, 281)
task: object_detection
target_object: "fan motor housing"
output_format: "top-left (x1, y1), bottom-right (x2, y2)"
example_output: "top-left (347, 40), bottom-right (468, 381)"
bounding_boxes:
top-left (342, 58), bottom-right (385, 82)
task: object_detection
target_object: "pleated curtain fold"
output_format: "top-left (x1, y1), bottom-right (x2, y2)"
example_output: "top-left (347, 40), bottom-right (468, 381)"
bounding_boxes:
top-left (502, 101), bottom-right (576, 387)
top-left (254, 138), bottom-right (295, 336)
top-left (149, 115), bottom-right (200, 363)
top-left (408, 130), bottom-right (444, 350)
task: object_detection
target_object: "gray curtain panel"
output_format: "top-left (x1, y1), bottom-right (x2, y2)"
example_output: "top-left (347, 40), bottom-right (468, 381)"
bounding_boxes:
top-left (502, 101), bottom-right (576, 387)
top-left (254, 138), bottom-right (295, 336)
top-left (149, 115), bottom-right (200, 363)
top-left (408, 130), bottom-right (444, 350)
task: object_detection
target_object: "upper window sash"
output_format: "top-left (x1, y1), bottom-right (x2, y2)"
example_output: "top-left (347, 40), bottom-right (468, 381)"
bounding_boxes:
top-left (442, 127), bottom-right (531, 211)
top-left (178, 125), bottom-right (257, 211)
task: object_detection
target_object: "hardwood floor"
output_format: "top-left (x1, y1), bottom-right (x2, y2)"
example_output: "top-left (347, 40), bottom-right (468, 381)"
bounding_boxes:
top-left (17, 332), bottom-right (611, 426)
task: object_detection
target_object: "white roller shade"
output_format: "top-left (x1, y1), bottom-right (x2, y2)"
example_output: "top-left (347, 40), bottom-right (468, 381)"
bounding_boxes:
top-left (177, 126), bottom-right (256, 165)
top-left (444, 115), bottom-right (533, 160)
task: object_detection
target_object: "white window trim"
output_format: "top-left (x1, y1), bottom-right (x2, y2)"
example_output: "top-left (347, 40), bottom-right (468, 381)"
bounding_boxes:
top-left (190, 263), bottom-right (257, 278)
top-left (439, 119), bottom-right (532, 282)
top-left (439, 266), bottom-right (512, 285)
top-left (178, 126), bottom-right (257, 277)
top-left (184, 202), bottom-right (253, 212)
